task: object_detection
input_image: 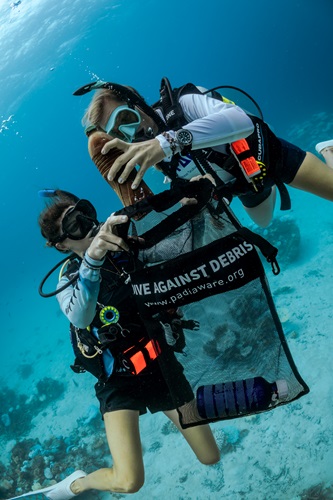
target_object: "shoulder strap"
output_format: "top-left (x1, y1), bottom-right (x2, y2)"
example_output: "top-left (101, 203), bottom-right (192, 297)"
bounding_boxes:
top-left (158, 77), bottom-right (185, 129)
top-left (156, 78), bottom-right (206, 130)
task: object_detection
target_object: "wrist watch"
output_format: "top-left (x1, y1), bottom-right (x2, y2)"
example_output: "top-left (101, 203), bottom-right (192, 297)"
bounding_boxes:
top-left (175, 129), bottom-right (193, 155)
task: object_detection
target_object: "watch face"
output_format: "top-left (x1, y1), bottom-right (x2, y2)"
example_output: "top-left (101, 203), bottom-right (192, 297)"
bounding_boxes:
top-left (177, 129), bottom-right (193, 146)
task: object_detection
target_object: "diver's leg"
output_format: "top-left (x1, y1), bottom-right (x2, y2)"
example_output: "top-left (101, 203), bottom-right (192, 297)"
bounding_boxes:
top-left (71, 409), bottom-right (144, 494)
top-left (289, 152), bottom-right (333, 200)
top-left (163, 408), bottom-right (220, 465)
top-left (242, 186), bottom-right (277, 228)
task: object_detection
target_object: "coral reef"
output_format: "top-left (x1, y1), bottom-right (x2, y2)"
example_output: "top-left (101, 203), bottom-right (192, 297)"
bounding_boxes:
top-left (1, 424), bottom-right (110, 498)
top-left (0, 378), bottom-right (65, 438)
top-left (214, 426), bottom-right (249, 455)
top-left (161, 420), bottom-right (179, 436)
top-left (300, 482), bottom-right (333, 500)
top-left (36, 377), bottom-right (65, 401)
top-left (17, 363), bottom-right (34, 380)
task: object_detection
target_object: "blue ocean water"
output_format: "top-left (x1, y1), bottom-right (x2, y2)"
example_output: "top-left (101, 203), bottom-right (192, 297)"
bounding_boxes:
top-left (0, 0), bottom-right (333, 498)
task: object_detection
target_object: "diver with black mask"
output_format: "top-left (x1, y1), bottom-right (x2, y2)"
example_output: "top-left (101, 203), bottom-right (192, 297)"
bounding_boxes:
top-left (30, 189), bottom-right (220, 500)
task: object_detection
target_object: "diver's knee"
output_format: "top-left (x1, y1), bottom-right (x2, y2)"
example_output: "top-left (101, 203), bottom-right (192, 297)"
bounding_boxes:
top-left (107, 468), bottom-right (145, 493)
top-left (119, 472), bottom-right (145, 493)
top-left (121, 478), bottom-right (144, 493)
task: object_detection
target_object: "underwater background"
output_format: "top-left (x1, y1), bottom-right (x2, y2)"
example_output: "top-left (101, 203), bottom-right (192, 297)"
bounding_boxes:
top-left (1, 0), bottom-right (333, 498)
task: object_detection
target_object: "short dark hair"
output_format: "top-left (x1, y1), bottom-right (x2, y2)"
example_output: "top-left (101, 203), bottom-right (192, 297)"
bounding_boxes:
top-left (38, 190), bottom-right (78, 249)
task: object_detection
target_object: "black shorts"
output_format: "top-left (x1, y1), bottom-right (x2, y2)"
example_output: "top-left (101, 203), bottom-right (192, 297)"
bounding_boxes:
top-left (278, 138), bottom-right (307, 184)
top-left (239, 186), bottom-right (273, 208)
top-left (95, 354), bottom-right (194, 416)
top-left (238, 136), bottom-right (306, 209)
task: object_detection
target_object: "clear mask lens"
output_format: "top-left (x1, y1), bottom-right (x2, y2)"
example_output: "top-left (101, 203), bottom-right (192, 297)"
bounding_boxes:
top-left (105, 105), bottom-right (141, 143)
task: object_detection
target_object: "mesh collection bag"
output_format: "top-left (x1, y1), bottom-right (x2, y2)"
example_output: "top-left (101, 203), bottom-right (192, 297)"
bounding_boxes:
top-left (88, 133), bottom-right (309, 428)
top-left (130, 202), bottom-right (309, 427)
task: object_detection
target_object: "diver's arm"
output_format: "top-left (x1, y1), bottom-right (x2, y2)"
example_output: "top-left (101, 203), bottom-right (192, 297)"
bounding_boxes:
top-left (57, 214), bottom-right (129, 329)
top-left (182, 93), bottom-right (254, 147)
top-left (102, 92), bottom-right (254, 187)
top-left (57, 254), bottom-right (103, 329)
top-left (156, 93), bottom-right (255, 155)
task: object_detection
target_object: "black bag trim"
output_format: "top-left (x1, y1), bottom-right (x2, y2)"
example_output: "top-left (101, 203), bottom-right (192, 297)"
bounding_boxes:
top-left (114, 177), bottom-right (214, 248)
top-left (131, 232), bottom-right (264, 317)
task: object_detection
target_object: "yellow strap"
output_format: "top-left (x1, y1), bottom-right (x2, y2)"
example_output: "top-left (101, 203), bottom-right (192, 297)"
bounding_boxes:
top-left (221, 96), bottom-right (235, 105)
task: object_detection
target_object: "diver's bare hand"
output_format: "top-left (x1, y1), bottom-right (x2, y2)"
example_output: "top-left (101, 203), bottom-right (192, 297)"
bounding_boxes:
top-left (87, 215), bottom-right (129, 261)
top-left (101, 138), bottom-right (165, 189)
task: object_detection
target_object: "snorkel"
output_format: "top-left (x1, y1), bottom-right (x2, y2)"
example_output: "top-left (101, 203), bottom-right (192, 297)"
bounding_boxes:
top-left (38, 188), bottom-right (80, 201)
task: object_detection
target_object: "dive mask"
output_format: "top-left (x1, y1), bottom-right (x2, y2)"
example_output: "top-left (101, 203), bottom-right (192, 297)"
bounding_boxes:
top-left (53, 199), bottom-right (99, 243)
top-left (103, 105), bottom-right (141, 143)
